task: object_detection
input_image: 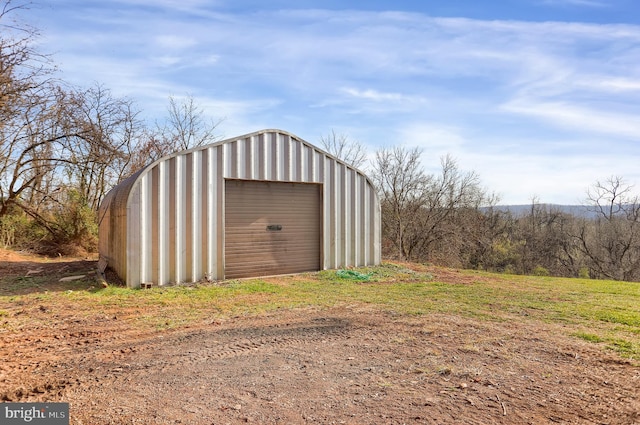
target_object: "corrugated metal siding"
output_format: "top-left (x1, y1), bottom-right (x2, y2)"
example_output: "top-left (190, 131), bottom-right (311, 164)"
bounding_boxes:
top-left (98, 170), bottom-right (143, 282)
top-left (99, 129), bottom-right (381, 288)
top-left (224, 180), bottom-right (321, 278)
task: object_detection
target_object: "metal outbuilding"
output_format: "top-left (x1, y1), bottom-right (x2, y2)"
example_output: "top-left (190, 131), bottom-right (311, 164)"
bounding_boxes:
top-left (98, 129), bottom-right (381, 288)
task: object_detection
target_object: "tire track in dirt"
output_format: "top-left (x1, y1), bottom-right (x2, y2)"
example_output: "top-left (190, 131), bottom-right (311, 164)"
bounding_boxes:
top-left (100, 316), bottom-right (356, 379)
top-left (3, 315), bottom-right (357, 401)
top-left (169, 316), bottom-right (352, 360)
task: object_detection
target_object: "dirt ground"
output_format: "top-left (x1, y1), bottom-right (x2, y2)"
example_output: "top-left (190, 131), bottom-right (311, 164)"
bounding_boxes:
top-left (1, 250), bottom-right (639, 424)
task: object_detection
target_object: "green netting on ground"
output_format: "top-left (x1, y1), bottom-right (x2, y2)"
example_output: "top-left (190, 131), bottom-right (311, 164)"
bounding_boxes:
top-left (336, 269), bottom-right (372, 281)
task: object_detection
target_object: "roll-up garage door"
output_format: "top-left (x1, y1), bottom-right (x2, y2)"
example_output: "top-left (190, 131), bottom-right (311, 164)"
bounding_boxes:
top-left (224, 179), bottom-right (322, 279)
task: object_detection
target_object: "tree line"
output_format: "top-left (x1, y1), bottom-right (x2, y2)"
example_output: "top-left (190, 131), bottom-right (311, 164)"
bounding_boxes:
top-left (3, 2), bottom-right (640, 282)
top-left (369, 147), bottom-right (640, 282)
top-left (319, 132), bottom-right (640, 282)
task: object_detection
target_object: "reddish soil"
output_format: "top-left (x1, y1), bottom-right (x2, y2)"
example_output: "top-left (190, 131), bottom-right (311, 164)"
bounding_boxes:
top-left (1, 249), bottom-right (638, 424)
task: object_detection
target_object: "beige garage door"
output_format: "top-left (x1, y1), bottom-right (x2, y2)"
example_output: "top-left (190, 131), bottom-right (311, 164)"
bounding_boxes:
top-left (224, 179), bottom-right (322, 279)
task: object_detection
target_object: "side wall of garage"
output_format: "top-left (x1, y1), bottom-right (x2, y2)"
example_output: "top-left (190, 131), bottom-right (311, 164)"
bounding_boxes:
top-left (99, 129), bottom-right (381, 288)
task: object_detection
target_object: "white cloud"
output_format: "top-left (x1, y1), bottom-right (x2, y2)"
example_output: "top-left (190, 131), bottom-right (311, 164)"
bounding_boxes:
top-left (503, 99), bottom-right (640, 139)
top-left (593, 77), bottom-right (640, 92)
top-left (342, 88), bottom-right (410, 102)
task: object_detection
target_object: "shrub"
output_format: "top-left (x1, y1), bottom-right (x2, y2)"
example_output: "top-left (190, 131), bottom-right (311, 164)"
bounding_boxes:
top-left (578, 267), bottom-right (590, 279)
top-left (533, 266), bottom-right (550, 277)
top-left (50, 189), bottom-right (98, 253)
top-left (0, 208), bottom-right (47, 251)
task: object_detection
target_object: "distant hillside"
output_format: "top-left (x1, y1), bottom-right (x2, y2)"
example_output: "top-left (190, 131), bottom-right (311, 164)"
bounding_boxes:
top-left (488, 204), bottom-right (596, 218)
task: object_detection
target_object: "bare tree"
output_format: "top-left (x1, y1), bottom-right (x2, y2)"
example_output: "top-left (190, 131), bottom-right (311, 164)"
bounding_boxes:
top-left (126, 95), bottom-right (224, 173)
top-left (408, 155), bottom-right (491, 263)
top-left (0, 1), bottom-right (53, 115)
top-left (0, 84), bottom-right (63, 218)
top-left (511, 200), bottom-right (583, 276)
top-left (320, 129), bottom-right (367, 169)
top-left (576, 176), bottom-right (640, 281)
top-left (122, 129), bottom-right (173, 178)
top-left (371, 146), bottom-right (428, 260)
top-left (0, 0), bottom-right (57, 217)
top-left (371, 147), bottom-right (494, 263)
top-left (58, 83), bottom-right (143, 211)
top-left (160, 94), bottom-right (223, 151)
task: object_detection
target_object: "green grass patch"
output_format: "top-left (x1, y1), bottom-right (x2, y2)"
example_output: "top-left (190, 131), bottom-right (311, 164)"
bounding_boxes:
top-left (607, 339), bottom-right (636, 356)
top-left (1, 262), bottom-right (638, 359)
top-left (573, 332), bottom-right (605, 343)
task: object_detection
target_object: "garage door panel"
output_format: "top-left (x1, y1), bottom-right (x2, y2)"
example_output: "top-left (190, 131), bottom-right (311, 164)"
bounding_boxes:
top-left (224, 180), bottom-right (321, 279)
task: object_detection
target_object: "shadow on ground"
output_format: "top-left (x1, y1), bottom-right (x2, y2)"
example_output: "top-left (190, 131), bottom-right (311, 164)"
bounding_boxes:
top-left (0, 258), bottom-right (99, 296)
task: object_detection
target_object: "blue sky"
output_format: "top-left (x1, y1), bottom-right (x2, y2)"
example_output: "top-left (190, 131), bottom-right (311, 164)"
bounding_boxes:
top-left (25, 0), bottom-right (640, 204)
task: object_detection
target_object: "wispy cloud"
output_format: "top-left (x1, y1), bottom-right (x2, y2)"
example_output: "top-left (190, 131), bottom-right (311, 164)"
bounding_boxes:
top-left (28, 3), bottom-right (640, 203)
top-left (590, 77), bottom-right (640, 92)
top-left (504, 98), bottom-right (640, 138)
top-left (341, 88), bottom-right (410, 102)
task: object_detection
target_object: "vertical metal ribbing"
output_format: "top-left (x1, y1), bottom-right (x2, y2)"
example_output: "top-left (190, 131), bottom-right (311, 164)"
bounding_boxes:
top-left (140, 175), bottom-right (153, 284)
top-left (275, 133), bottom-right (285, 181)
top-left (358, 174), bottom-right (366, 266)
top-left (301, 145), bottom-right (310, 183)
top-left (175, 155), bottom-right (187, 284)
top-left (350, 170), bottom-right (358, 267)
top-left (257, 133), bottom-right (266, 180)
top-left (233, 139), bottom-right (241, 179)
top-left (344, 165), bottom-right (351, 267)
top-left (223, 142), bottom-right (232, 179)
top-left (215, 147), bottom-right (225, 279)
top-left (273, 134), bottom-right (279, 180)
top-left (324, 156), bottom-right (334, 269)
top-left (268, 133), bottom-right (281, 180)
top-left (138, 176), bottom-right (146, 284)
top-left (237, 139), bottom-right (243, 178)
top-left (206, 145), bottom-right (225, 280)
top-left (366, 186), bottom-right (376, 264)
top-left (284, 133), bottom-right (292, 181)
top-left (298, 144), bottom-right (307, 182)
top-left (248, 136), bottom-right (254, 178)
top-left (185, 154), bottom-right (194, 283)
top-left (367, 185), bottom-right (374, 266)
top-left (317, 150), bottom-right (326, 269)
top-left (158, 161), bottom-right (169, 285)
top-left (168, 157), bottom-right (176, 283)
top-left (239, 137), bottom-right (248, 180)
top-left (289, 138), bottom-right (296, 181)
top-left (314, 149), bottom-right (321, 181)
top-left (247, 136), bottom-right (256, 180)
top-left (191, 150), bottom-right (202, 282)
top-left (335, 161), bottom-right (343, 268)
top-left (205, 147), bottom-right (214, 278)
top-left (127, 183), bottom-right (141, 287)
top-left (373, 186), bottom-right (382, 265)
top-left (293, 139), bottom-right (302, 182)
top-left (238, 137), bottom-right (247, 179)
top-left (151, 166), bottom-right (159, 284)
top-left (117, 199), bottom-right (126, 280)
